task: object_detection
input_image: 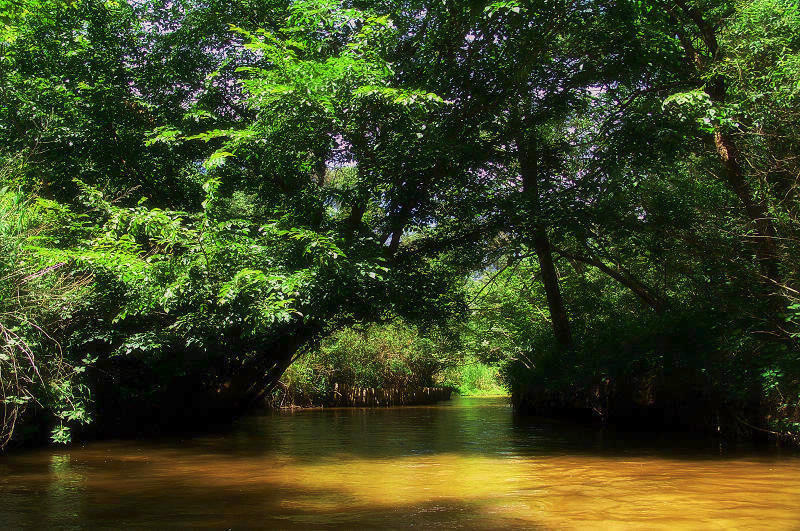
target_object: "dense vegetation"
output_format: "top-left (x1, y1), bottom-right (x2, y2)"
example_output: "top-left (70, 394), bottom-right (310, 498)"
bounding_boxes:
top-left (273, 321), bottom-right (503, 406)
top-left (0, 0), bottom-right (798, 448)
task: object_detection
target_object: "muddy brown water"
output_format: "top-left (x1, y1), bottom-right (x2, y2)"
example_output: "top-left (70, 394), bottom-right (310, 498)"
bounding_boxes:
top-left (1, 396), bottom-right (799, 529)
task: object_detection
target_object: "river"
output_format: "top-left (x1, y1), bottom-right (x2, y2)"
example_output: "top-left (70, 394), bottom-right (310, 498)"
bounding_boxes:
top-left (1, 396), bottom-right (799, 529)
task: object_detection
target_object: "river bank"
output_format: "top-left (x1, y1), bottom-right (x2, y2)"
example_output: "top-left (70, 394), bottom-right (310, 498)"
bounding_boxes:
top-left (271, 384), bottom-right (453, 408)
top-left (510, 363), bottom-right (800, 445)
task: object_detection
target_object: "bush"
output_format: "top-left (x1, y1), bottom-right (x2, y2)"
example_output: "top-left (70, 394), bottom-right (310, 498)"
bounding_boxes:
top-left (0, 187), bottom-right (93, 447)
top-left (275, 322), bottom-right (454, 406)
top-left (439, 358), bottom-right (506, 396)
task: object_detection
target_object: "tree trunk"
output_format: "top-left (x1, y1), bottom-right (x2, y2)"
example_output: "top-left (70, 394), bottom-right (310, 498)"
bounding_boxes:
top-left (665, 3), bottom-right (784, 287)
top-left (345, 200), bottom-right (365, 242)
top-left (532, 226), bottom-right (573, 348)
top-left (556, 248), bottom-right (668, 314)
top-left (518, 128), bottom-right (572, 349)
top-left (711, 128), bottom-right (781, 284)
top-left (224, 323), bottom-right (320, 409)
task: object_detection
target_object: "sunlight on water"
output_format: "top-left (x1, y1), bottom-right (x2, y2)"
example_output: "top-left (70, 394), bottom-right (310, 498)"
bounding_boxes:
top-left (2, 397), bottom-right (800, 529)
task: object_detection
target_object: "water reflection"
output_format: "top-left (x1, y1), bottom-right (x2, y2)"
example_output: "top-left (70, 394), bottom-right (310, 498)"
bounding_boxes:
top-left (1, 397), bottom-right (799, 529)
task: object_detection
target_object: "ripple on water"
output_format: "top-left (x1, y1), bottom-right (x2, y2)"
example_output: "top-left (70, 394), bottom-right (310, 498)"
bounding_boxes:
top-left (1, 396), bottom-right (800, 529)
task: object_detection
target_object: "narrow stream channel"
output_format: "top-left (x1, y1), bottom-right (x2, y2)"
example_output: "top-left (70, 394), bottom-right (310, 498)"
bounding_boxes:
top-left (2, 396), bottom-right (799, 529)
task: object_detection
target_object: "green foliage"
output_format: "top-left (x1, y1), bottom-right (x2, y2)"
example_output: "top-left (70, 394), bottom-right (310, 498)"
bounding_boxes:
top-left (0, 184), bottom-right (93, 447)
top-left (277, 321), bottom-right (453, 406)
top-left (439, 359), bottom-right (506, 397)
top-left (718, 0), bottom-right (800, 108)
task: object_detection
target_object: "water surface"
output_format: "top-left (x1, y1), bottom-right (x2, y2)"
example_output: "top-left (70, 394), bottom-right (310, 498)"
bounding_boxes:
top-left (2, 396), bottom-right (799, 529)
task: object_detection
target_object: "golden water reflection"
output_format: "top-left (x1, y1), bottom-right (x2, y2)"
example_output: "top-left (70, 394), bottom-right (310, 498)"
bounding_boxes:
top-left (1, 397), bottom-right (799, 529)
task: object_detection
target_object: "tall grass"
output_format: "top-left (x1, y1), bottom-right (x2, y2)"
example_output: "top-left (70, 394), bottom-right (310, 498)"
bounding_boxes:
top-left (439, 358), bottom-right (507, 396)
top-left (0, 183), bottom-right (91, 449)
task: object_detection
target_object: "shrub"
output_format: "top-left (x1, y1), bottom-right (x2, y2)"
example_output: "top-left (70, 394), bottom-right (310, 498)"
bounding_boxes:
top-left (0, 188), bottom-right (93, 447)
